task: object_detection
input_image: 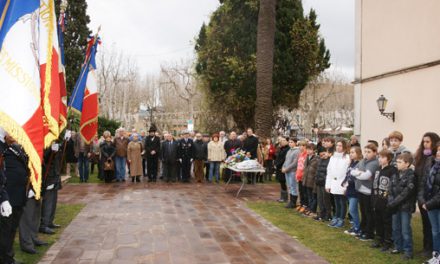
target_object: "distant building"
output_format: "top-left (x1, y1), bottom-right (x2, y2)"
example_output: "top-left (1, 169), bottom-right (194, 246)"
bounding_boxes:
top-left (354, 0), bottom-right (440, 150)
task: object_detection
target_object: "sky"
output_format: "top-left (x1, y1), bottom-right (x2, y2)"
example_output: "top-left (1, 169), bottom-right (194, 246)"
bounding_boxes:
top-left (87, 0), bottom-right (355, 79)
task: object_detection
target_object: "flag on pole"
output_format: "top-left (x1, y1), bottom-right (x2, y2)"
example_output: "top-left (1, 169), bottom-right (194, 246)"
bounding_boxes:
top-left (0, 0), bottom-right (45, 199)
top-left (39, 0), bottom-right (61, 147)
top-left (69, 35), bottom-right (100, 144)
top-left (57, 1), bottom-right (67, 132)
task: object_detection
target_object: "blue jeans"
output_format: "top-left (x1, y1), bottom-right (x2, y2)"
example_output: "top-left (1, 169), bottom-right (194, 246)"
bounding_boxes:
top-left (348, 197), bottom-right (360, 230)
top-left (209, 161), bottom-right (220, 182)
top-left (428, 209), bottom-right (440, 252)
top-left (392, 211), bottom-right (413, 255)
top-left (115, 156), bottom-right (126, 181)
top-left (285, 171), bottom-right (298, 196)
top-left (78, 152), bottom-right (89, 182)
top-left (334, 195), bottom-right (347, 220)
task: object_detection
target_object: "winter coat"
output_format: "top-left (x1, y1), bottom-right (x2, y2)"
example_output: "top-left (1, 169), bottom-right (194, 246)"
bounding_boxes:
top-left (342, 160), bottom-right (360, 198)
top-left (354, 158), bottom-right (380, 196)
top-left (263, 144), bottom-right (276, 161)
top-left (208, 141), bottom-right (226, 162)
top-left (100, 141), bottom-right (116, 160)
top-left (315, 157), bottom-right (330, 187)
top-left (42, 147), bottom-right (62, 191)
top-left (144, 135), bottom-right (161, 158)
top-left (3, 142), bottom-right (29, 207)
top-left (193, 139), bottom-right (207, 160)
top-left (390, 145), bottom-right (411, 167)
top-left (243, 135), bottom-right (259, 159)
top-left (388, 168), bottom-right (416, 213)
top-left (127, 141), bottom-right (143, 177)
top-left (161, 140), bottom-right (179, 164)
top-left (74, 134), bottom-right (91, 158)
top-left (282, 147), bottom-right (300, 173)
top-left (372, 165), bottom-right (397, 210)
top-left (419, 157), bottom-right (440, 210)
top-left (64, 138), bottom-right (77, 163)
top-left (114, 137), bottom-right (129, 157)
top-left (274, 145), bottom-right (289, 170)
top-left (415, 153), bottom-right (432, 206)
top-left (178, 138), bottom-right (194, 160)
top-left (224, 139), bottom-right (242, 157)
top-left (326, 152), bottom-right (350, 195)
top-left (303, 154), bottom-right (319, 189)
top-left (296, 151), bottom-right (308, 182)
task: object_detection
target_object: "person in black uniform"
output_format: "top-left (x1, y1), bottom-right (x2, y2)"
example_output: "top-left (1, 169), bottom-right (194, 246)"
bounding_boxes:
top-left (39, 141), bottom-right (63, 235)
top-left (0, 134), bottom-right (29, 264)
top-left (144, 126), bottom-right (161, 182)
top-left (19, 145), bottom-right (53, 254)
top-left (178, 131), bottom-right (194, 183)
top-left (274, 137), bottom-right (290, 202)
top-left (161, 134), bottom-right (179, 182)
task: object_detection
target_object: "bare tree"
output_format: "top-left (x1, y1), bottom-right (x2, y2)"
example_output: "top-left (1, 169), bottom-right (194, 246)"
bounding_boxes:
top-left (160, 59), bottom-right (200, 122)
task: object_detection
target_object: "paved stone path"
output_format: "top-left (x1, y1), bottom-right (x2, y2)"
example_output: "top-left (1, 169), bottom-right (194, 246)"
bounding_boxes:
top-left (39, 182), bottom-right (328, 264)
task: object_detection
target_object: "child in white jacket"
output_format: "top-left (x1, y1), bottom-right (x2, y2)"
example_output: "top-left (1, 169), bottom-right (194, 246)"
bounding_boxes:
top-left (326, 139), bottom-right (350, 228)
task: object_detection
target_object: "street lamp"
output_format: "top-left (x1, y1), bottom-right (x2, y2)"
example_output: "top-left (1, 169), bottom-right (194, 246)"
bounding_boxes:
top-left (376, 95), bottom-right (395, 122)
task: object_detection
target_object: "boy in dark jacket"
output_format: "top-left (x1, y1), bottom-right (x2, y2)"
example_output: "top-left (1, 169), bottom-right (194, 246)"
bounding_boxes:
top-left (314, 147), bottom-right (333, 221)
top-left (388, 153), bottom-right (416, 260)
top-left (371, 150), bottom-right (397, 251)
top-left (303, 143), bottom-right (319, 216)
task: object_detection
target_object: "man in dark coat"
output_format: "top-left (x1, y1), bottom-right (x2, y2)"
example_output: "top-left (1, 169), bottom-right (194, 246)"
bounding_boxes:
top-left (0, 135), bottom-right (29, 264)
top-left (202, 134), bottom-right (210, 181)
top-left (178, 131), bottom-right (194, 183)
top-left (161, 134), bottom-right (179, 182)
top-left (40, 142), bottom-right (63, 233)
top-left (19, 143), bottom-right (60, 254)
top-left (223, 131), bottom-right (242, 182)
top-left (144, 126), bottom-right (161, 182)
top-left (243, 128), bottom-right (259, 159)
top-left (193, 133), bottom-right (207, 183)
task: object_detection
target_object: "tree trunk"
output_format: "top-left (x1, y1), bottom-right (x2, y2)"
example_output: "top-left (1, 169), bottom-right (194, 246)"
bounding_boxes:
top-left (254, 0), bottom-right (277, 139)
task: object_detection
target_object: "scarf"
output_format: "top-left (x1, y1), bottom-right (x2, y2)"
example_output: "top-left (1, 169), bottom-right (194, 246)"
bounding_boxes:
top-left (427, 158), bottom-right (440, 198)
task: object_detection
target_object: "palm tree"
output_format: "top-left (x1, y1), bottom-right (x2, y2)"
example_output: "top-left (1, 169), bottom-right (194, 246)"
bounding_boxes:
top-left (255, 0), bottom-right (277, 139)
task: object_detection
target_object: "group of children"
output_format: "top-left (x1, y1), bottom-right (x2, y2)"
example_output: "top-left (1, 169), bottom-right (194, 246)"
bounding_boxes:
top-left (276, 131), bottom-right (440, 263)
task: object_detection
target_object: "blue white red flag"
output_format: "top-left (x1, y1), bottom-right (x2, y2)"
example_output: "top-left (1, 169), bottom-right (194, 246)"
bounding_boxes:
top-left (39, 0), bottom-right (61, 147)
top-left (0, 0), bottom-right (44, 198)
top-left (69, 35), bottom-right (100, 144)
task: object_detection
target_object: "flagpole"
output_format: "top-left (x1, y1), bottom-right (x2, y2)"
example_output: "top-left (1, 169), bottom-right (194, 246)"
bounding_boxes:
top-left (61, 25), bottom-right (101, 175)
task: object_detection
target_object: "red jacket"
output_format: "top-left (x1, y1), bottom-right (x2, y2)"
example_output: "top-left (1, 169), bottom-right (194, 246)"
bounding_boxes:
top-left (296, 151), bottom-right (308, 182)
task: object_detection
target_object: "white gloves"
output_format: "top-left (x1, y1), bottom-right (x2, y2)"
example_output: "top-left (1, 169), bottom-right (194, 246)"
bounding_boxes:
top-left (46, 184), bottom-right (55, 190)
top-left (51, 143), bottom-right (59, 152)
top-left (0, 201), bottom-right (12, 217)
top-left (28, 189), bottom-right (35, 198)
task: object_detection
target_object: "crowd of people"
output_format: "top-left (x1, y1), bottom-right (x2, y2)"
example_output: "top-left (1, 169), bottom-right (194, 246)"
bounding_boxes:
top-left (275, 131), bottom-right (440, 263)
top-left (2, 124), bottom-right (440, 264)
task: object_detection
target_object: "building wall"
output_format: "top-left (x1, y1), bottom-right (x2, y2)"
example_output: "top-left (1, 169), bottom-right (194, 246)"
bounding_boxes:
top-left (355, 0), bottom-right (440, 150)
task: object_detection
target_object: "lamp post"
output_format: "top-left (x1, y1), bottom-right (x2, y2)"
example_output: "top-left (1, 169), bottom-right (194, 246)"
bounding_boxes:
top-left (376, 95), bottom-right (395, 122)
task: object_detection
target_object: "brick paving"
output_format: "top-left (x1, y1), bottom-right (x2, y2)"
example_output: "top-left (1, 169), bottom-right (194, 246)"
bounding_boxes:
top-left (39, 181), bottom-right (328, 264)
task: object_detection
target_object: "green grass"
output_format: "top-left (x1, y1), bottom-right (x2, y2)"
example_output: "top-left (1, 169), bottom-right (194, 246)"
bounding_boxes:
top-left (14, 203), bottom-right (85, 264)
top-left (247, 201), bottom-right (425, 264)
top-left (67, 168), bottom-right (102, 183)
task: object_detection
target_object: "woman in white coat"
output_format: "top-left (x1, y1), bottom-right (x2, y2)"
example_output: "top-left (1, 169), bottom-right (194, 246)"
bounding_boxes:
top-left (326, 139), bottom-right (350, 228)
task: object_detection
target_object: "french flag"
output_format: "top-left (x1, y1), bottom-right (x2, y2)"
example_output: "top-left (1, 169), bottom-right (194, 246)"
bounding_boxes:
top-left (39, 0), bottom-right (61, 147)
top-left (0, 0), bottom-right (44, 198)
top-left (69, 35), bottom-right (100, 144)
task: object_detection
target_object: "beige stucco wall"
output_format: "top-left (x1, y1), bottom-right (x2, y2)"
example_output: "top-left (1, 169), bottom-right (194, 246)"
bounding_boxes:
top-left (355, 0), bottom-right (440, 150)
top-left (361, 0), bottom-right (440, 78)
top-left (360, 65), bottom-right (440, 151)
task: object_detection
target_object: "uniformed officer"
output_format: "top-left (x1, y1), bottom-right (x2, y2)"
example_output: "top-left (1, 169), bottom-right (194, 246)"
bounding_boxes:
top-left (178, 131), bottom-right (194, 183)
top-left (0, 132), bottom-right (29, 264)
